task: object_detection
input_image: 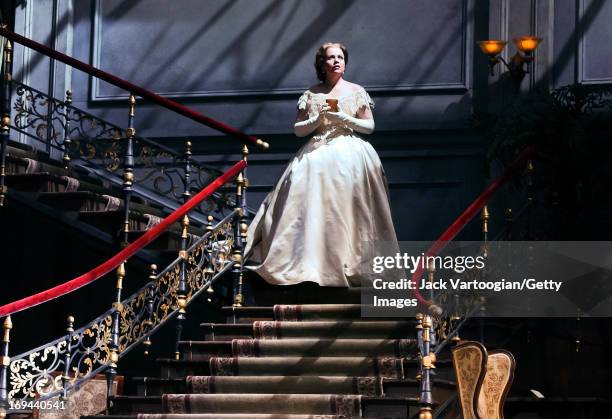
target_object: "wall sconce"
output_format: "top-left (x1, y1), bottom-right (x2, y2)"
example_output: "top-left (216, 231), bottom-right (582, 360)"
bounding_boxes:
top-left (477, 36), bottom-right (542, 84)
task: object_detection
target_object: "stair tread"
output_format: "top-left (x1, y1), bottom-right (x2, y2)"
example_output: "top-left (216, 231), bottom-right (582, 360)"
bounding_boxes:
top-left (111, 394), bottom-right (418, 401)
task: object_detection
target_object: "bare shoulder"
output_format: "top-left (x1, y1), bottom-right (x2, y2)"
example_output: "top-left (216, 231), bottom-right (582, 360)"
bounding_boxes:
top-left (344, 81), bottom-right (366, 93)
top-left (308, 83), bottom-right (326, 94)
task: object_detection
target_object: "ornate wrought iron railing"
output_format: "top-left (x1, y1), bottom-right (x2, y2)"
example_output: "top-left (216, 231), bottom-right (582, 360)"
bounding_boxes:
top-left (0, 26), bottom-right (259, 414)
top-left (10, 80), bottom-right (248, 220)
top-left (6, 209), bottom-right (238, 402)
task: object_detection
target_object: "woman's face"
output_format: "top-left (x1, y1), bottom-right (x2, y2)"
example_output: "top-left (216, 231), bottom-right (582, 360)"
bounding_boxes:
top-left (323, 46), bottom-right (345, 80)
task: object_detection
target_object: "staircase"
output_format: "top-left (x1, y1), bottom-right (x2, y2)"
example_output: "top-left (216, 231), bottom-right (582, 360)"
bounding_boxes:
top-left (2, 141), bottom-right (459, 418)
top-left (2, 140), bottom-right (204, 268)
top-left (78, 284), bottom-right (457, 419)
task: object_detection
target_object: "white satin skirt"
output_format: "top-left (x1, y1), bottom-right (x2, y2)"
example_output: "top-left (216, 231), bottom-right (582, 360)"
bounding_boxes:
top-left (245, 134), bottom-right (398, 287)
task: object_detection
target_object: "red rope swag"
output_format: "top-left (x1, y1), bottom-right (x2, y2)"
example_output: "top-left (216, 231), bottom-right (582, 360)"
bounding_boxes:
top-left (411, 147), bottom-right (535, 306)
top-left (0, 160), bottom-right (247, 317)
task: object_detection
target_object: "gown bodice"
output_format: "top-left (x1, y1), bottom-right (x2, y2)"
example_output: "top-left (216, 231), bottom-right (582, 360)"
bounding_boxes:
top-left (297, 89), bottom-right (375, 140)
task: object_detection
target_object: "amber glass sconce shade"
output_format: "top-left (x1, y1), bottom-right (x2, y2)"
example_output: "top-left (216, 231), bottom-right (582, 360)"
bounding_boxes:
top-left (477, 36), bottom-right (542, 86)
top-left (513, 36), bottom-right (542, 54)
top-left (478, 40), bottom-right (507, 57)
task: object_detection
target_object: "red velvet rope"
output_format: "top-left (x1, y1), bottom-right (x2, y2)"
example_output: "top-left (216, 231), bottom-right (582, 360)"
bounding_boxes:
top-left (0, 27), bottom-right (262, 148)
top-left (0, 160), bottom-right (247, 317)
top-left (411, 147), bottom-right (535, 306)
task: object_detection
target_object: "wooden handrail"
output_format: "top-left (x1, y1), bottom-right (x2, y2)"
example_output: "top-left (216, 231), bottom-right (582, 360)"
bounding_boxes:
top-left (0, 26), bottom-right (269, 150)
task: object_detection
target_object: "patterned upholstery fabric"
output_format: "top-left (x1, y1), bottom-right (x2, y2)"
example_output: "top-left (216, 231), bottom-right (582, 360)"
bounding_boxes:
top-left (452, 341), bottom-right (487, 419)
top-left (452, 342), bottom-right (515, 419)
top-left (477, 351), bottom-right (516, 419)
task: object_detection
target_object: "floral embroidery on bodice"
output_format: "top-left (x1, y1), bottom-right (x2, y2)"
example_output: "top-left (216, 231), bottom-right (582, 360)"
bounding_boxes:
top-left (297, 89), bottom-right (375, 140)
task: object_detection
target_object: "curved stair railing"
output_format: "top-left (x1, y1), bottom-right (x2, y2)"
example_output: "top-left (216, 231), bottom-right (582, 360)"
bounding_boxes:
top-left (9, 80), bottom-right (251, 222)
top-left (0, 26), bottom-right (267, 225)
top-left (0, 160), bottom-right (247, 414)
top-left (413, 146), bottom-right (536, 418)
top-left (0, 25), bottom-right (267, 415)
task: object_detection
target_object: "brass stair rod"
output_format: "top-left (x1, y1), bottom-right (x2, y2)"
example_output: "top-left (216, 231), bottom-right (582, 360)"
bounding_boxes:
top-left (0, 316), bottom-right (13, 416)
top-left (419, 315), bottom-right (435, 419)
top-left (143, 264), bottom-right (157, 357)
top-left (122, 94), bottom-right (136, 247)
top-left (175, 140), bottom-right (193, 360)
top-left (62, 90), bottom-right (73, 168)
top-left (106, 263), bottom-right (125, 413)
top-left (0, 39), bottom-right (13, 208)
top-left (61, 315), bottom-right (75, 401)
top-left (232, 145), bottom-right (249, 307)
top-left (106, 94), bottom-right (136, 402)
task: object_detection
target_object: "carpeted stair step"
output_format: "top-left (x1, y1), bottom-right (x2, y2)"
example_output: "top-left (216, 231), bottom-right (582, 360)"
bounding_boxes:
top-left (159, 394), bottom-right (363, 416)
top-left (201, 321), bottom-right (415, 340)
top-left (132, 376), bottom-right (379, 397)
top-left (250, 284), bottom-right (365, 305)
top-left (132, 377), bottom-right (187, 396)
top-left (157, 357), bottom-right (411, 379)
top-left (256, 320), bottom-right (414, 340)
top-left (135, 415), bottom-right (342, 419)
top-left (159, 359), bottom-right (210, 378)
top-left (37, 191), bottom-right (122, 212)
top-left (152, 394), bottom-right (419, 417)
top-left (3, 172), bottom-right (79, 193)
top-left (132, 376), bottom-right (454, 399)
top-left (81, 416), bottom-right (136, 419)
top-left (208, 356), bottom-right (405, 378)
top-left (109, 394), bottom-right (362, 416)
top-left (272, 304), bottom-right (363, 320)
top-left (178, 341), bottom-right (233, 359)
top-left (180, 339), bottom-right (417, 360)
top-left (79, 211), bottom-right (168, 235)
top-left (223, 306), bottom-right (275, 323)
top-left (200, 324), bottom-right (253, 340)
top-left (184, 376), bottom-right (384, 396)
top-left (109, 396), bottom-right (161, 414)
top-left (222, 304), bottom-right (365, 323)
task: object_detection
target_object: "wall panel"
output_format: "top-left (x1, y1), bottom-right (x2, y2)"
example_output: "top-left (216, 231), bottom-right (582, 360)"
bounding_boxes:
top-left (90, 0), bottom-right (472, 100)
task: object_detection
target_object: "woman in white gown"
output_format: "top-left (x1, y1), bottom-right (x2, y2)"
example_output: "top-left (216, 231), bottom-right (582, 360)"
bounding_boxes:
top-left (245, 42), bottom-right (398, 287)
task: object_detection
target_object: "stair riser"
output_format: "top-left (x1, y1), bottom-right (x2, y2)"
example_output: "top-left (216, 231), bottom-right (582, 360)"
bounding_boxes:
top-left (147, 395), bottom-right (417, 416)
top-left (252, 289), bottom-right (362, 305)
top-left (202, 322), bottom-right (416, 341)
top-left (160, 363), bottom-right (209, 379)
top-left (210, 358), bottom-right (405, 379)
top-left (4, 175), bottom-right (71, 193)
top-left (110, 399), bottom-right (161, 415)
top-left (135, 381), bottom-right (187, 396)
top-left (138, 378), bottom-right (383, 397)
top-left (134, 377), bottom-right (454, 400)
top-left (182, 339), bottom-right (417, 360)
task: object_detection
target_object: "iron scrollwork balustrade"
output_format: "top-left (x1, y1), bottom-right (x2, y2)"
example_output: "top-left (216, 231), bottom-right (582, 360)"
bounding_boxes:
top-left (7, 210), bottom-right (238, 401)
top-left (8, 314), bottom-right (113, 401)
top-left (10, 80), bottom-right (238, 217)
top-left (12, 83), bottom-right (67, 148)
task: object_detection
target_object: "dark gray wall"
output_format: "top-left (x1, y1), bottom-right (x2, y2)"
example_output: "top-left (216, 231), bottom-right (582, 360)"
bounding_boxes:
top-left (10, 0), bottom-right (612, 240)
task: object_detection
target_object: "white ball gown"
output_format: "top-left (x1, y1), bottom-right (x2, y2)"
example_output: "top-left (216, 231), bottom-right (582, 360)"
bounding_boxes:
top-left (245, 88), bottom-right (398, 287)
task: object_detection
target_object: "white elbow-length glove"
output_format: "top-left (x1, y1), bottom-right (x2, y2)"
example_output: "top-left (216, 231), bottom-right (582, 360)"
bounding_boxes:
top-left (293, 112), bottom-right (324, 137)
top-left (325, 110), bottom-right (375, 134)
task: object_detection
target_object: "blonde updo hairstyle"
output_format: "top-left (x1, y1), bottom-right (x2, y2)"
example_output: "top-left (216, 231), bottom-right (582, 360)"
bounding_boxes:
top-left (314, 42), bottom-right (349, 82)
